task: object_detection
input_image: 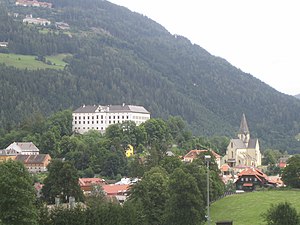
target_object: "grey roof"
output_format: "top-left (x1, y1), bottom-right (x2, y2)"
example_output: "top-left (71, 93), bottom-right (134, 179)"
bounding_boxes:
top-left (6, 142), bottom-right (39, 152)
top-left (0, 149), bottom-right (19, 156)
top-left (73, 105), bottom-right (98, 113)
top-left (73, 104), bottom-right (150, 114)
top-left (248, 138), bottom-right (258, 148)
top-left (15, 154), bottom-right (50, 164)
top-left (239, 113), bottom-right (249, 135)
top-left (232, 138), bottom-right (258, 149)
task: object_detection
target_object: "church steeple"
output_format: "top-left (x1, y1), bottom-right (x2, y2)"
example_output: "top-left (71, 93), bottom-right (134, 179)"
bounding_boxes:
top-left (238, 113), bottom-right (250, 146)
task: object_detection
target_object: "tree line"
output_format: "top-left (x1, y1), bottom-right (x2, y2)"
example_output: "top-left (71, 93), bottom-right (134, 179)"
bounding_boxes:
top-left (1, 0), bottom-right (300, 152)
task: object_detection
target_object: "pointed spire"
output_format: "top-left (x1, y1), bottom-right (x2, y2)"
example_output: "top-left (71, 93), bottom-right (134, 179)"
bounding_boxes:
top-left (239, 113), bottom-right (249, 135)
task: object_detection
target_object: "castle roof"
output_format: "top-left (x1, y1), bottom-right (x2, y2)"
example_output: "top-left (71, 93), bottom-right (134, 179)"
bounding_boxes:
top-left (73, 104), bottom-right (149, 114)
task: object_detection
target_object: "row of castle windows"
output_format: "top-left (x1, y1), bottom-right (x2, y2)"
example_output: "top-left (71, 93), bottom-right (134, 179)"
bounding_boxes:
top-left (74, 127), bottom-right (104, 130)
top-left (74, 115), bottom-right (129, 120)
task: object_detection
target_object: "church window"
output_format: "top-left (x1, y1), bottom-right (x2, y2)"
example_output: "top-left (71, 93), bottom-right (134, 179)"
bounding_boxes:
top-left (231, 151), bottom-right (234, 158)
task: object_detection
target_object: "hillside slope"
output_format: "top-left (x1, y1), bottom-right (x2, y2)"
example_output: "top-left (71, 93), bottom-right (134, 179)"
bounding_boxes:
top-left (0, 0), bottom-right (300, 151)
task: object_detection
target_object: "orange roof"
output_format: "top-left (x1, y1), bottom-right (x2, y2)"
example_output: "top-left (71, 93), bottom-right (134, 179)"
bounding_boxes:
top-left (279, 162), bottom-right (287, 168)
top-left (102, 184), bottom-right (130, 196)
top-left (184, 149), bottom-right (221, 160)
top-left (238, 167), bottom-right (269, 182)
top-left (221, 164), bottom-right (231, 172)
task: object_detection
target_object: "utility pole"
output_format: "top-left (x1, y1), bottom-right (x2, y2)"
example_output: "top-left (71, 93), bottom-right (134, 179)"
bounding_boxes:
top-left (205, 155), bottom-right (211, 225)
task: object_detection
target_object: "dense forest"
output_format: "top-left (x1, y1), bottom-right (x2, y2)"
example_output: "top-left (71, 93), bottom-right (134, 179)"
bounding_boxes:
top-left (0, 0), bottom-right (300, 151)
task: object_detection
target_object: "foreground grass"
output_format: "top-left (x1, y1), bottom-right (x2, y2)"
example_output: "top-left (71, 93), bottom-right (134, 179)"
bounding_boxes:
top-left (210, 190), bottom-right (300, 225)
top-left (0, 53), bottom-right (69, 70)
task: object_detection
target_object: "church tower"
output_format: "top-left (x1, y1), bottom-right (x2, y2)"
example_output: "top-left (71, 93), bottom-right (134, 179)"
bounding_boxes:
top-left (238, 113), bottom-right (250, 147)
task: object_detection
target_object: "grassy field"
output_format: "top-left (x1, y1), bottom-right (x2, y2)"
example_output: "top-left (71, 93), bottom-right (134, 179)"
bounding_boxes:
top-left (210, 190), bottom-right (300, 225)
top-left (0, 53), bottom-right (69, 70)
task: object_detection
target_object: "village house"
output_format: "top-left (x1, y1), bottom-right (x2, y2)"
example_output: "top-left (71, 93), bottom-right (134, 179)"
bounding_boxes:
top-left (79, 178), bottom-right (106, 194)
top-left (23, 15), bottom-right (51, 26)
top-left (16, 0), bottom-right (52, 8)
top-left (6, 142), bottom-right (40, 155)
top-left (235, 167), bottom-right (276, 191)
top-left (15, 154), bottom-right (51, 173)
top-left (0, 42), bottom-right (8, 48)
top-left (55, 22), bottom-right (70, 30)
top-left (183, 149), bottom-right (221, 168)
top-left (102, 184), bottom-right (131, 204)
top-left (222, 114), bottom-right (262, 168)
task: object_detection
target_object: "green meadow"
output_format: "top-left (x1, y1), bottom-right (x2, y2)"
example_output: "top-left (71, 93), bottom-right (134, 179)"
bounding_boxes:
top-left (0, 53), bottom-right (69, 70)
top-left (210, 190), bottom-right (300, 225)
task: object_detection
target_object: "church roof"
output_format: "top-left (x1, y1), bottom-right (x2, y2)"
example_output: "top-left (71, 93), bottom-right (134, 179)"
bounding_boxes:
top-left (231, 138), bottom-right (258, 149)
top-left (239, 113), bottom-right (249, 135)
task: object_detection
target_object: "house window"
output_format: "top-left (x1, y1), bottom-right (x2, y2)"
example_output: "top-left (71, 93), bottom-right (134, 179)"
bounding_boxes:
top-left (122, 116), bottom-right (124, 119)
top-left (109, 116), bottom-right (111, 119)
top-left (241, 178), bottom-right (244, 181)
top-left (75, 116), bottom-right (77, 120)
top-left (126, 116), bottom-right (129, 119)
top-left (92, 116), bottom-right (94, 119)
top-left (88, 116), bottom-right (89, 119)
top-left (245, 177), bottom-right (248, 182)
top-left (231, 151), bottom-right (234, 158)
top-left (75, 121), bottom-right (77, 124)
top-left (113, 116), bottom-right (115, 119)
top-left (97, 115), bottom-right (99, 119)
top-left (79, 116), bottom-right (81, 120)
top-left (101, 115), bottom-right (103, 119)
top-left (231, 142), bottom-right (233, 148)
top-left (79, 121), bottom-right (81, 124)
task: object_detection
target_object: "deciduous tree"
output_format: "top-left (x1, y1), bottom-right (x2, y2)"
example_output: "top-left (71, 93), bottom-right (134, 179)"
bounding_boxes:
top-left (0, 160), bottom-right (38, 225)
top-left (262, 202), bottom-right (300, 225)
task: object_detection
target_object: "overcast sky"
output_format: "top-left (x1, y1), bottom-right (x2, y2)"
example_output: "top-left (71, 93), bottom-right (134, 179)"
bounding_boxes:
top-left (109, 0), bottom-right (300, 96)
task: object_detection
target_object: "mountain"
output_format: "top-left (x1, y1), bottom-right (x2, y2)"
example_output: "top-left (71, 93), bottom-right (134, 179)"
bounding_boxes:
top-left (0, 0), bottom-right (300, 151)
top-left (295, 94), bottom-right (300, 99)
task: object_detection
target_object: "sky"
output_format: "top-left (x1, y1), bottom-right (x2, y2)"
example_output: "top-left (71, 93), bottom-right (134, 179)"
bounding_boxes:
top-left (109, 0), bottom-right (300, 95)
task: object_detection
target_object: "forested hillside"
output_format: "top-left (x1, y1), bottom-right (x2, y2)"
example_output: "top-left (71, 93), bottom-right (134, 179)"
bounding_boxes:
top-left (1, 0), bottom-right (300, 151)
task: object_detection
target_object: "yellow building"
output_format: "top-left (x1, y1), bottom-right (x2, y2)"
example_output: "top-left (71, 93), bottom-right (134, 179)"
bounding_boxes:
top-left (125, 145), bottom-right (134, 158)
top-left (0, 155), bottom-right (16, 162)
top-left (0, 149), bottom-right (18, 162)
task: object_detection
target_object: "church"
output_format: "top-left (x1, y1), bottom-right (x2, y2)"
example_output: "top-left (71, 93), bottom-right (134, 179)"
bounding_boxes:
top-left (222, 114), bottom-right (262, 167)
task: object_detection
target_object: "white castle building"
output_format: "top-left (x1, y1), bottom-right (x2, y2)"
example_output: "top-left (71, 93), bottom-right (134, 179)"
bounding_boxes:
top-left (72, 104), bottom-right (150, 134)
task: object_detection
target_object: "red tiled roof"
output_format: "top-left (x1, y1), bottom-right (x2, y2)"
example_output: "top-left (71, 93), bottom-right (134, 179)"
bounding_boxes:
top-left (279, 162), bottom-right (287, 168)
top-left (102, 184), bottom-right (130, 196)
top-left (221, 164), bottom-right (231, 172)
